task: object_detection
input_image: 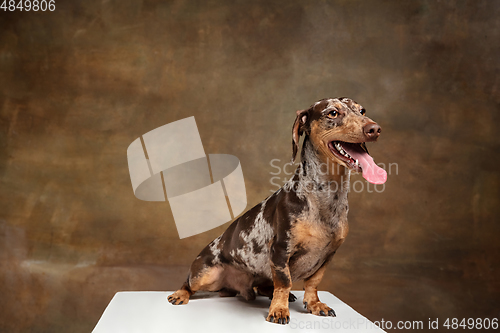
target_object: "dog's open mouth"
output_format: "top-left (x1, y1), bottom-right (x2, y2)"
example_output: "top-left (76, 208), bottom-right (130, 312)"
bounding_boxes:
top-left (328, 141), bottom-right (387, 184)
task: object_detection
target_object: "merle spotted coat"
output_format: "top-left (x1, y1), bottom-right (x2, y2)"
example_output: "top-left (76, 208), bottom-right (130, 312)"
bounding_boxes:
top-left (168, 97), bottom-right (384, 325)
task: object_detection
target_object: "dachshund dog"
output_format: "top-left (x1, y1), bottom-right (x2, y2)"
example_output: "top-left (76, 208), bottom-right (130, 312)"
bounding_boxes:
top-left (168, 97), bottom-right (387, 324)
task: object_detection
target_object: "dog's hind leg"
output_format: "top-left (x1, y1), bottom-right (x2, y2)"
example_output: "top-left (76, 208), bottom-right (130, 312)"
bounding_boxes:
top-left (168, 264), bottom-right (224, 305)
top-left (221, 265), bottom-right (256, 301)
top-left (167, 278), bottom-right (192, 305)
top-left (168, 235), bottom-right (228, 305)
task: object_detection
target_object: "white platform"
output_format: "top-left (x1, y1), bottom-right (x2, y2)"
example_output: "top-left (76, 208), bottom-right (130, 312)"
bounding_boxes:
top-left (92, 291), bottom-right (385, 333)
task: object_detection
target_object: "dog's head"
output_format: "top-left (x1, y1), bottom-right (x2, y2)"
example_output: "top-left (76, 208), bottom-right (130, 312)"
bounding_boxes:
top-left (292, 97), bottom-right (387, 184)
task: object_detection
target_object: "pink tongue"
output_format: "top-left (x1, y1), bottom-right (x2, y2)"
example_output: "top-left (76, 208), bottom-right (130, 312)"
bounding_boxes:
top-left (342, 144), bottom-right (387, 184)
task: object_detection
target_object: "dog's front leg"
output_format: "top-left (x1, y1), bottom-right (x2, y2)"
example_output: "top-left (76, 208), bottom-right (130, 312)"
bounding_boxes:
top-left (266, 241), bottom-right (292, 324)
top-left (303, 262), bottom-right (336, 317)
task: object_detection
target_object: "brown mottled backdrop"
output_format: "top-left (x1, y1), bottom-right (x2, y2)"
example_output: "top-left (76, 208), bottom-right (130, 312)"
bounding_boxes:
top-left (0, 0), bottom-right (499, 332)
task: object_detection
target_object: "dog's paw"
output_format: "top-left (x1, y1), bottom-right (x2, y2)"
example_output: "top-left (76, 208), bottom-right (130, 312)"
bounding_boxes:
top-left (167, 290), bottom-right (190, 305)
top-left (303, 301), bottom-right (336, 317)
top-left (266, 305), bottom-right (290, 325)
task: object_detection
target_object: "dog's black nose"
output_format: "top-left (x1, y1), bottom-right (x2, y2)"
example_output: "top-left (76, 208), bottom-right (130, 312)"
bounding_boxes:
top-left (363, 123), bottom-right (381, 140)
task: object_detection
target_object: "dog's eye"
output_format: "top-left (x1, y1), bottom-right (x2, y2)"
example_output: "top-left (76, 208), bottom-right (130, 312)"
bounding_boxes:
top-left (327, 110), bottom-right (338, 119)
top-left (360, 108), bottom-right (366, 116)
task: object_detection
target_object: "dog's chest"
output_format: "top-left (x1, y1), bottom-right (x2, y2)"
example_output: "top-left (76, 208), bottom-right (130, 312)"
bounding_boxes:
top-left (288, 216), bottom-right (348, 281)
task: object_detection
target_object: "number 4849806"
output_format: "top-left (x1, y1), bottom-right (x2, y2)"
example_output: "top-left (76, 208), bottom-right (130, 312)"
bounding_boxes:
top-left (443, 318), bottom-right (498, 330)
top-left (1, 0), bottom-right (56, 11)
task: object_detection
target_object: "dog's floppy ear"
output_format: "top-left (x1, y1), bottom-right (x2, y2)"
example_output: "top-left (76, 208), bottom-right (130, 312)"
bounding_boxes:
top-left (291, 108), bottom-right (310, 163)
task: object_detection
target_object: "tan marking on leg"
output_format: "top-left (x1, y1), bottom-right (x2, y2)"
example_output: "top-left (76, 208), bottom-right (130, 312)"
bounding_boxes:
top-left (191, 265), bottom-right (224, 291)
top-left (267, 266), bottom-right (292, 324)
top-left (167, 283), bottom-right (192, 305)
top-left (303, 264), bottom-right (335, 317)
top-left (168, 266), bottom-right (224, 306)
